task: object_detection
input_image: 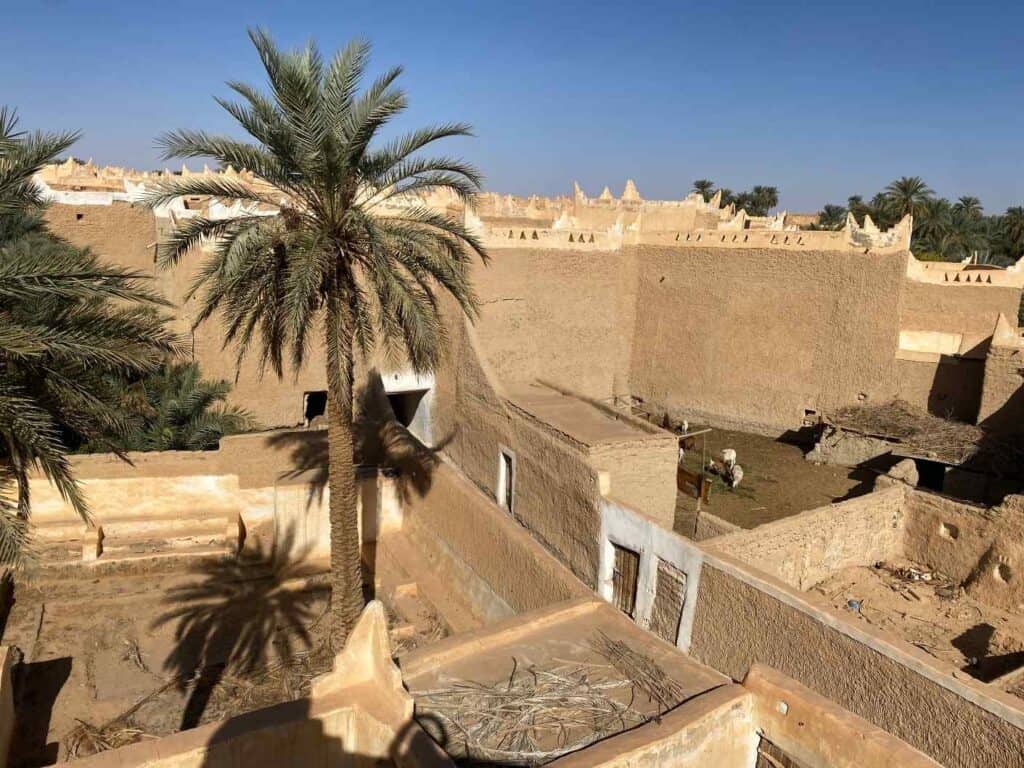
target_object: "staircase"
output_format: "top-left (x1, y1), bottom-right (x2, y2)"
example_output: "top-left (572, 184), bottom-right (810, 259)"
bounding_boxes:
top-left (33, 509), bottom-right (241, 576)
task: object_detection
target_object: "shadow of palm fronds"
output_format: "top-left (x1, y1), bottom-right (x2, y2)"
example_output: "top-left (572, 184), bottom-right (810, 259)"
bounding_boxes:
top-left (264, 369), bottom-right (453, 509)
top-left (151, 526), bottom-right (321, 730)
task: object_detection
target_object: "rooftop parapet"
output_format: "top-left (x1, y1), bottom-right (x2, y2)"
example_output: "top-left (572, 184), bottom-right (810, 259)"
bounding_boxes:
top-left (906, 252), bottom-right (1024, 288)
top-left (991, 313), bottom-right (1024, 348)
top-left (471, 209), bottom-right (916, 254)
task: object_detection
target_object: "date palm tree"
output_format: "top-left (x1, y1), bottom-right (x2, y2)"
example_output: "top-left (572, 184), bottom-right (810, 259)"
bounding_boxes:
top-left (96, 361), bottom-right (256, 453)
top-left (750, 185), bottom-right (779, 216)
top-left (913, 197), bottom-right (953, 257)
top-left (817, 204), bottom-right (847, 230)
top-left (146, 30), bottom-right (487, 641)
top-left (0, 110), bottom-right (181, 563)
top-left (953, 195), bottom-right (983, 219)
top-left (1002, 207), bottom-right (1024, 260)
top-left (884, 176), bottom-right (934, 219)
top-left (692, 179), bottom-right (714, 201)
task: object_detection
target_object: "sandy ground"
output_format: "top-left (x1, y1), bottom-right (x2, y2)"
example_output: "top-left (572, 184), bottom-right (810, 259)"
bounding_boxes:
top-left (674, 426), bottom-right (868, 534)
top-left (812, 559), bottom-right (1024, 691)
top-left (1, 541), bottom-right (459, 766)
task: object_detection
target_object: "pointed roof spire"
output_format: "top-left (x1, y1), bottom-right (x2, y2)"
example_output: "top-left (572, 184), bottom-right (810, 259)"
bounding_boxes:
top-left (622, 179), bottom-right (641, 201)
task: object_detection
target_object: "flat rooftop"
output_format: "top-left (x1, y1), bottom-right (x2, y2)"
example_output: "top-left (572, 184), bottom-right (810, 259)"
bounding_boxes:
top-left (506, 383), bottom-right (666, 447)
top-left (401, 597), bottom-right (728, 762)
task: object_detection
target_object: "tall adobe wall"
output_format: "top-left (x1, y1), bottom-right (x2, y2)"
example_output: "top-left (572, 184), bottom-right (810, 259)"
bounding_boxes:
top-left (626, 246), bottom-right (907, 432)
top-left (44, 202), bottom-right (325, 428)
top-left (44, 201), bottom-right (157, 271)
top-left (466, 247), bottom-right (635, 400)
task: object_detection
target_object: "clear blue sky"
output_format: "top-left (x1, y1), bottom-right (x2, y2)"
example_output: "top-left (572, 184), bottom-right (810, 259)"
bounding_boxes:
top-left (3, 0), bottom-right (1022, 213)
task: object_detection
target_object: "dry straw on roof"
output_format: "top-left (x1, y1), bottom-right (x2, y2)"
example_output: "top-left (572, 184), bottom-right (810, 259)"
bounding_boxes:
top-left (827, 399), bottom-right (1024, 476)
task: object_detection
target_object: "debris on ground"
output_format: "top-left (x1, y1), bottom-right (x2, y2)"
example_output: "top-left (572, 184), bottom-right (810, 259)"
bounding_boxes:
top-left (416, 633), bottom-right (686, 764)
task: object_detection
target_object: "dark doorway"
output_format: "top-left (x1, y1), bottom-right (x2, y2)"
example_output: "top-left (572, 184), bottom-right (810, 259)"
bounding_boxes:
top-left (915, 458), bottom-right (946, 492)
top-left (303, 391), bottom-right (327, 425)
top-left (387, 390), bottom-right (426, 428)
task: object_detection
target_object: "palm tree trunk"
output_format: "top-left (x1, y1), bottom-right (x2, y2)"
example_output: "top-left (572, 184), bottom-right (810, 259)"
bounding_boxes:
top-left (326, 354), bottom-right (364, 646)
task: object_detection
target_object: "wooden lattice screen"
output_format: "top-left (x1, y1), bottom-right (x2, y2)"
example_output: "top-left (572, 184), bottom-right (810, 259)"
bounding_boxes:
top-left (611, 543), bottom-right (640, 617)
top-left (649, 558), bottom-right (687, 644)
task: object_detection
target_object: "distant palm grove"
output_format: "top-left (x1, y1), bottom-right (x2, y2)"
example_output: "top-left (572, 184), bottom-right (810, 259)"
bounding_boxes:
top-left (693, 176), bottom-right (1024, 265)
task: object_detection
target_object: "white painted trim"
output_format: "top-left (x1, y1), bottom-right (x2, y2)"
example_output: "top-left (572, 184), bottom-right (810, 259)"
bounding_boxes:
top-left (598, 498), bottom-right (703, 653)
top-left (382, 370), bottom-right (435, 445)
top-left (381, 370), bottom-right (435, 394)
top-left (496, 445), bottom-right (516, 514)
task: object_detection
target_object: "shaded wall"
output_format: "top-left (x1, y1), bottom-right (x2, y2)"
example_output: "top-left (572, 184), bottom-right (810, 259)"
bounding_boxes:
top-left (432, 309), bottom-right (607, 586)
top-left (895, 356), bottom-right (985, 421)
top-left (402, 460), bottom-right (591, 617)
top-left (980, 343), bottom-right (1024, 431)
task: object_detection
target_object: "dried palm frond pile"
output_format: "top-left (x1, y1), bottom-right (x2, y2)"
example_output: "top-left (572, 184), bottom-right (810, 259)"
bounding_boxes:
top-left (205, 640), bottom-right (336, 719)
top-left (827, 399), bottom-right (1024, 475)
top-left (590, 631), bottom-right (685, 714)
top-left (64, 680), bottom-right (175, 759)
top-left (417, 659), bottom-right (645, 764)
top-left (416, 635), bottom-right (686, 764)
top-left (65, 722), bottom-right (154, 759)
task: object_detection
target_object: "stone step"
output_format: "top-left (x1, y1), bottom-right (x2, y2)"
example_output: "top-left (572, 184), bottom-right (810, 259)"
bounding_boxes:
top-left (33, 514), bottom-right (232, 542)
top-left (35, 545), bottom-right (230, 578)
top-left (378, 533), bottom-right (483, 635)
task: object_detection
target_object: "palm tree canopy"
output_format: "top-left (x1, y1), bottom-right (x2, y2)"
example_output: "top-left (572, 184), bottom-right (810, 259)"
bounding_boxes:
top-left (87, 361), bottom-right (256, 453)
top-left (818, 204), bottom-right (847, 230)
top-left (954, 196), bottom-right (983, 219)
top-left (751, 185), bottom-right (779, 214)
top-left (1002, 206), bottom-right (1024, 259)
top-left (884, 176), bottom-right (934, 218)
top-left (692, 179), bottom-right (714, 200)
top-left (0, 108), bottom-right (79, 215)
top-left (0, 113), bottom-right (181, 565)
top-left (146, 30), bottom-right (488, 398)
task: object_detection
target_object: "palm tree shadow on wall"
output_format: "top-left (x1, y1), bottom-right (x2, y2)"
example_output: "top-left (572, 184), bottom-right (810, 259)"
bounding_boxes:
top-left (265, 368), bottom-right (454, 510)
top-left (152, 525), bottom-right (322, 731)
top-left (264, 370), bottom-right (453, 605)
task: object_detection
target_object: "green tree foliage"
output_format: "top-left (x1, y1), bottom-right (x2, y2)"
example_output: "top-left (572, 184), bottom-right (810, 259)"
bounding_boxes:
top-left (691, 179), bottom-right (779, 216)
top-left (84, 362), bottom-right (256, 453)
top-left (817, 178), bottom-right (1024, 264)
top-left (148, 31), bottom-right (487, 640)
top-left (0, 110), bottom-right (181, 564)
top-left (691, 179), bottom-right (714, 200)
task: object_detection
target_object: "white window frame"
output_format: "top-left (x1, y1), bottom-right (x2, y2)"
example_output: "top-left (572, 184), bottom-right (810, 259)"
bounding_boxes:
top-left (496, 446), bottom-right (516, 514)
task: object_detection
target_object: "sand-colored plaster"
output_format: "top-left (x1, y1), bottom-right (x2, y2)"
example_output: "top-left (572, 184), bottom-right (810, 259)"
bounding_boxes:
top-left (400, 458), bottom-right (591, 617)
top-left (690, 555), bottom-right (1024, 768)
top-left (707, 485), bottom-right (906, 590)
top-left (547, 684), bottom-right (757, 768)
top-left (745, 664), bottom-right (940, 768)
